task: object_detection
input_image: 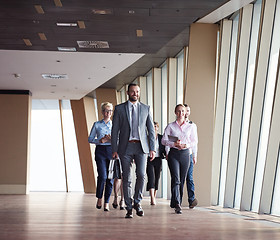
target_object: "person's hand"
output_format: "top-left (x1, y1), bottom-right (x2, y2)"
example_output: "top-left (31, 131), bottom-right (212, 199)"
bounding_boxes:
top-left (174, 140), bottom-right (186, 150)
top-left (149, 151), bottom-right (155, 161)
top-left (174, 140), bottom-right (181, 149)
top-left (112, 152), bottom-right (119, 159)
top-left (193, 156), bottom-right (197, 164)
top-left (100, 134), bottom-right (111, 143)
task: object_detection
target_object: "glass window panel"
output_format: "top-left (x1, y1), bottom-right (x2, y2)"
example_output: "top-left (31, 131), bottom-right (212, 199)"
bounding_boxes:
top-left (271, 147), bottom-right (280, 215)
top-left (161, 62), bottom-right (168, 199)
top-left (176, 50), bottom-right (184, 104)
top-left (146, 71), bottom-right (154, 117)
top-left (161, 64), bottom-right (168, 133)
top-left (251, 0), bottom-right (280, 212)
top-left (120, 88), bottom-right (126, 103)
top-left (218, 14), bottom-right (239, 206)
top-left (61, 100), bottom-right (83, 192)
top-left (30, 100), bottom-right (66, 191)
top-left (234, 0), bottom-right (262, 208)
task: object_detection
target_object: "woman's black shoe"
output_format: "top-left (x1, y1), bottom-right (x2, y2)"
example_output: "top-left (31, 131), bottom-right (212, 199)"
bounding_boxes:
top-left (96, 204), bottom-right (102, 209)
top-left (119, 200), bottom-right (125, 210)
top-left (175, 204), bottom-right (182, 214)
top-left (112, 203), bottom-right (118, 209)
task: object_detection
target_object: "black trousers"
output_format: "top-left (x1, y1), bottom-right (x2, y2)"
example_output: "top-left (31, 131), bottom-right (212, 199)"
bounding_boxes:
top-left (168, 148), bottom-right (190, 208)
top-left (146, 157), bottom-right (162, 191)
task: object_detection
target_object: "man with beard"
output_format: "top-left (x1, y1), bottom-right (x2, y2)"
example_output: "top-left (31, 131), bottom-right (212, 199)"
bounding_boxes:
top-left (111, 83), bottom-right (155, 218)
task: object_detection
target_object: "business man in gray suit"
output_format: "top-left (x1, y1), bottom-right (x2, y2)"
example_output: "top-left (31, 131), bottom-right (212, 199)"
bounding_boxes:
top-left (112, 83), bottom-right (156, 218)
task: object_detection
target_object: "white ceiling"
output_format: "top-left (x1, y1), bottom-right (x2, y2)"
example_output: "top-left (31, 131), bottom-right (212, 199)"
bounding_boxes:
top-left (0, 50), bottom-right (143, 99)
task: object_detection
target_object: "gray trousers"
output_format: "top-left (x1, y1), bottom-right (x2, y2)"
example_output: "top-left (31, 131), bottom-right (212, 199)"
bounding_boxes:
top-left (119, 142), bottom-right (147, 210)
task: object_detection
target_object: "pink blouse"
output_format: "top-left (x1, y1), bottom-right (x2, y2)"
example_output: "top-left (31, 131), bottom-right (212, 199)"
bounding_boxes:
top-left (161, 121), bottom-right (198, 157)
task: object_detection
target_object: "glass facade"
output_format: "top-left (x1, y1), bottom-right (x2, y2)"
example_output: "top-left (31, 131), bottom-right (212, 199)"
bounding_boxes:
top-left (30, 99), bottom-right (83, 192)
top-left (215, 0), bottom-right (280, 216)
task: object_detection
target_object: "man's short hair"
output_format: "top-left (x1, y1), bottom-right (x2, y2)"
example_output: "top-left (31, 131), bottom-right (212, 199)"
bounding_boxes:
top-left (127, 83), bottom-right (139, 92)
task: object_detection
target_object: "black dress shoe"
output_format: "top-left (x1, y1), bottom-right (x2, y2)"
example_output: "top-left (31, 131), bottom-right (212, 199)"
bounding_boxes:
top-left (119, 200), bottom-right (125, 210)
top-left (175, 204), bottom-right (182, 214)
top-left (125, 209), bottom-right (133, 218)
top-left (112, 202), bottom-right (118, 209)
top-left (96, 204), bottom-right (102, 209)
top-left (189, 198), bottom-right (198, 209)
top-left (104, 207), bottom-right (110, 212)
top-left (133, 203), bottom-right (144, 216)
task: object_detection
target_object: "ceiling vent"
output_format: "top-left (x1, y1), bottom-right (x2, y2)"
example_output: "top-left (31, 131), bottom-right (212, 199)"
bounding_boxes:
top-left (42, 74), bottom-right (68, 79)
top-left (77, 41), bottom-right (109, 49)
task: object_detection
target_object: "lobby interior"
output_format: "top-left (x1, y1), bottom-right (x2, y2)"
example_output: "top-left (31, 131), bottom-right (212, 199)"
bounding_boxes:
top-left (1, 0), bottom-right (280, 239)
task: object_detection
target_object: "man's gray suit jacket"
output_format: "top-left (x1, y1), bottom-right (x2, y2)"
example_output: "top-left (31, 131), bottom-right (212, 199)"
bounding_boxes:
top-left (111, 101), bottom-right (155, 156)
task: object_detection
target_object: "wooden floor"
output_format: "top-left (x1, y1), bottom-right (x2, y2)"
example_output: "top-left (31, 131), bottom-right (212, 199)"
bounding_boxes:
top-left (0, 193), bottom-right (280, 240)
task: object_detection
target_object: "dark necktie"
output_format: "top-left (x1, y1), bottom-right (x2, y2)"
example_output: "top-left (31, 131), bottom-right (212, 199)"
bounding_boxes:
top-left (131, 105), bottom-right (138, 138)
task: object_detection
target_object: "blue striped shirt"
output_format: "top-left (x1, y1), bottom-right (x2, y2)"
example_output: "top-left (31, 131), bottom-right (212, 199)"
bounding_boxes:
top-left (88, 119), bottom-right (112, 145)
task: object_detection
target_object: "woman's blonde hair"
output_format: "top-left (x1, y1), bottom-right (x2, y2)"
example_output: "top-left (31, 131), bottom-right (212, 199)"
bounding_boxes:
top-left (101, 102), bottom-right (113, 112)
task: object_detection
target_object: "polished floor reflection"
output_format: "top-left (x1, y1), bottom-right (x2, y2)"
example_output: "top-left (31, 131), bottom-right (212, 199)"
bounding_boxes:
top-left (0, 193), bottom-right (279, 240)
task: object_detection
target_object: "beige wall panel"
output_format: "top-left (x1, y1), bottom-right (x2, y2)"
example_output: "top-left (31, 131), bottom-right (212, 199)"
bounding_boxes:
top-left (71, 98), bottom-right (96, 193)
top-left (0, 93), bottom-right (31, 194)
top-left (95, 88), bottom-right (118, 121)
top-left (83, 97), bottom-right (98, 188)
top-left (139, 76), bottom-right (147, 104)
top-left (184, 23), bottom-right (219, 206)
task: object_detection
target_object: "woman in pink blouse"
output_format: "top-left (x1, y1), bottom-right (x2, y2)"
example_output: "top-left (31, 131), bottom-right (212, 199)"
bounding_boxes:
top-left (161, 104), bottom-right (198, 214)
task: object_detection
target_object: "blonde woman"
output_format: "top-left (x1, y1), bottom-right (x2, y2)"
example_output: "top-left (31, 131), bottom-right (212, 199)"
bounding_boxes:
top-left (88, 102), bottom-right (114, 211)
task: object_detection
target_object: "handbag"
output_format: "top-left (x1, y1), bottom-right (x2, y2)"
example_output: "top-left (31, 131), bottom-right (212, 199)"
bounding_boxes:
top-left (108, 158), bottom-right (122, 179)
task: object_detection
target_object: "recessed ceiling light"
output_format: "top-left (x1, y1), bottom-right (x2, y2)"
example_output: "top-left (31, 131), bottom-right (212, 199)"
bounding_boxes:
top-left (57, 47), bottom-right (77, 51)
top-left (77, 21), bottom-right (86, 29)
top-left (128, 10), bottom-right (135, 14)
top-left (38, 33), bottom-right (47, 40)
top-left (23, 39), bottom-right (32, 46)
top-left (92, 9), bottom-right (113, 15)
top-left (136, 30), bottom-right (143, 37)
top-left (34, 5), bottom-right (44, 14)
top-left (56, 22), bottom-right (78, 27)
top-left (54, 0), bottom-right (62, 7)
top-left (42, 74), bottom-right (68, 79)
